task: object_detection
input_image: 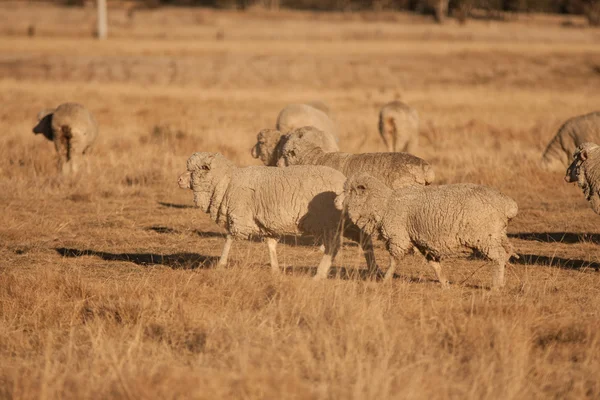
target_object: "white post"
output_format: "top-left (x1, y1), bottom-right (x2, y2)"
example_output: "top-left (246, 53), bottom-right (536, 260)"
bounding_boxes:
top-left (97, 0), bottom-right (107, 39)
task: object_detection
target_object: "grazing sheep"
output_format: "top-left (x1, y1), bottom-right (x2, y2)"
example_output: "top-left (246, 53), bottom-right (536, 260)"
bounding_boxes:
top-left (541, 111), bottom-right (600, 172)
top-left (565, 142), bottom-right (600, 214)
top-left (277, 126), bottom-right (435, 189)
top-left (336, 173), bottom-right (518, 290)
top-left (378, 101), bottom-right (419, 153)
top-left (251, 127), bottom-right (339, 166)
top-left (276, 103), bottom-right (338, 138)
top-left (32, 102), bottom-right (98, 174)
top-left (178, 152), bottom-right (377, 279)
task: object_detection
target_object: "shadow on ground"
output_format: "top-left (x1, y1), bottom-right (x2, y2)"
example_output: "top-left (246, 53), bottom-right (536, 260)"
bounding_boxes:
top-left (514, 253), bottom-right (600, 271)
top-left (145, 225), bottom-right (350, 247)
top-left (509, 232), bottom-right (600, 245)
top-left (55, 247), bottom-right (218, 269)
top-left (157, 201), bottom-right (195, 209)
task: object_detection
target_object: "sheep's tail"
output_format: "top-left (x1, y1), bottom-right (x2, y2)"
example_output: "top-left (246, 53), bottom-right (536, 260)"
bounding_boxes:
top-left (61, 125), bottom-right (73, 161)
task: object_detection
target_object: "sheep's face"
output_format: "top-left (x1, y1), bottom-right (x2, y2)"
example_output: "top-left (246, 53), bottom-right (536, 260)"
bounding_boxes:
top-left (32, 109), bottom-right (54, 140)
top-left (278, 132), bottom-right (312, 167)
top-left (186, 152), bottom-right (233, 212)
top-left (565, 143), bottom-right (598, 185)
top-left (251, 129), bottom-right (283, 166)
top-left (341, 174), bottom-right (391, 235)
top-left (178, 171), bottom-right (191, 189)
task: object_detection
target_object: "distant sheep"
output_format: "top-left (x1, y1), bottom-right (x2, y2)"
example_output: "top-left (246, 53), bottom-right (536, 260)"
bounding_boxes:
top-left (251, 127), bottom-right (339, 166)
top-left (336, 174), bottom-right (518, 290)
top-left (32, 102), bottom-right (98, 174)
top-left (278, 126), bottom-right (434, 188)
top-left (541, 111), bottom-right (600, 172)
top-left (378, 101), bottom-right (419, 153)
top-left (565, 142), bottom-right (600, 214)
top-left (276, 103), bottom-right (338, 138)
top-left (178, 152), bottom-right (378, 279)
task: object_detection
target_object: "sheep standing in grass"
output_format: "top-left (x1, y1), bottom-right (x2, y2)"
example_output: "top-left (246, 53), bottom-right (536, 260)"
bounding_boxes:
top-left (277, 126), bottom-right (434, 188)
top-left (565, 142), bottom-right (600, 214)
top-left (32, 102), bottom-right (98, 175)
top-left (378, 101), bottom-right (419, 153)
top-left (178, 152), bottom-right (378, 278)
top-left (251, 128), bottom-right (339, 166)
top-left (336, 174), bottom-right (518, 290)
top-left (276, 103), bottom-right (338, 138)
top-left (541, 111), bottom-right (600, 172)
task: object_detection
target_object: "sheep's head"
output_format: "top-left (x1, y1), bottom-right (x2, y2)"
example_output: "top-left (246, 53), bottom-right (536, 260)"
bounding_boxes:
top-left (565, 143), bottom-right (598, 184)
top-left (32, 108), bottom-right (55, 140)
top-left (277, 126), bottom-right (324, 167)
top-left (565, 143), bottom-right (600, 214)
top-left (337, 173), bottom-right (392, 235)
top-left (181, 152), bottom-right (235, 212)
top-left (251, 129), bottom-right (285, 166)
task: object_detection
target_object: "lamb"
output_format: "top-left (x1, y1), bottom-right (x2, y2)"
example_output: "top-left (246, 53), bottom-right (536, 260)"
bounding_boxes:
top-left (251, 127), bottom-right (339, 166)
top-left (32, 102), bottom-right (98, 174)
top-left (336, 173), bottom-right (518, 290)
top-left (565, 142), bottom-right (600, 214)
top-left (378, 101), bottom-right (419, 153)
top-left (177, 152), bottom-right (378, 279)
top-left (277, 126), bottom-right (435, 189)
top-left (276, 103), bottom-right (338, 138)
top-left (540, 111), bottom-right (600, 172)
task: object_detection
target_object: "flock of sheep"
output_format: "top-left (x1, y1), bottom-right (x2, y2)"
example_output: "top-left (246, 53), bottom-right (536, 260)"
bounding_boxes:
top-left (32, 102), bottom-right (600, 290)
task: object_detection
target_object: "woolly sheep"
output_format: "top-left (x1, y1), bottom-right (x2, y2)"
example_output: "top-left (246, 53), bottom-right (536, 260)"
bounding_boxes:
top-left (378, 101), bottom-right (419, 153)
top-left (251, 127), bottom-right (339, 166)
top-left (177, 152), bottom-right (378, 279)
top-left (277, 126), bottom-right (435, 189)
top-left (565, 142), bottom-right (600, 214)
top-left (32, 102), bottom-right (98, 175)
top-left (540, 111), bottom-right (600, 172)
top-left (276, 103), bottom-right (338, 138)
top-left (336, 173), bottom-right (518, 290)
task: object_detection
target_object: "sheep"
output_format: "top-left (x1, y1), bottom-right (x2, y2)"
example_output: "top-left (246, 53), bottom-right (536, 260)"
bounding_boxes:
top-left (277, 126), bottom-right (435, 189)
top-left (565, 142), bottom-right (600, 214)
top-left (251, 127), bottom-right (339, 166)
top-left (378, 101), bottom-right (419, 153)
top-left (32, 102), bottom-right (98, 175)
top-left (336, 173), bottom-right (518, 290)
top-left (276, 103), bottom-right (338, 138)
top-left (177, 152), bottom-right (378, 279)
top-left (540, 111), bottom-right (600, 172)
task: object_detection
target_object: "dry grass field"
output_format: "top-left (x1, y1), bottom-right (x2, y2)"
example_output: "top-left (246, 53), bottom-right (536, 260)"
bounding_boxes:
top-left (2, 2), bottom-right (600, 399)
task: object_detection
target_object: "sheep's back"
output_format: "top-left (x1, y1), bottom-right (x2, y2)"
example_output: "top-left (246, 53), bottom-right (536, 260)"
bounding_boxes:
top-left (343, 153), bottom-right (432, 188)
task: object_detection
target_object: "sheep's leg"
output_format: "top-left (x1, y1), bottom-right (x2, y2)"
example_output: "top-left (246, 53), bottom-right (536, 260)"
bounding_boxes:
top-left (314, 232), bottom-right (341, 280)
top-left (384, 257), bottom-right (397, 282)
top-left (266, 237), bottom-right (280, 273)
top-left (359, 233), bottom-right (379, 276)
top-left (428, 260), bottom-right (449, 288)
top-left (487, 246), bottom-right (507, 290)
top-left (217, 235), bottom-right (233, 268)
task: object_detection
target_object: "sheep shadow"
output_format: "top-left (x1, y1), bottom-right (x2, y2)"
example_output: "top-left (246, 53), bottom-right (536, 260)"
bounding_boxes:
top-left (509, 232), bottom-right (600, 245)
top-left (514, 253), bottom-right (600, 271)
top-left (157, 201), bottom-right (195, 209)
top-left (145, 225), bottom-right (327, 247)
top-left (284, 265), bottom-right (381, 281)
top-left (55, 247), bottom-right (218, 269)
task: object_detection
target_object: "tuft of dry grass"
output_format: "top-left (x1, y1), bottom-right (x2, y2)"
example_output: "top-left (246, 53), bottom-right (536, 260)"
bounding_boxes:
top-left (1, 3), bottom-right (600, 399)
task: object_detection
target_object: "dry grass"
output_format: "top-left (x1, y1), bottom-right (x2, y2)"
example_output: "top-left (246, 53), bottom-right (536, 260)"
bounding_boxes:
top-left (1, 3), bottom-right (600, 399)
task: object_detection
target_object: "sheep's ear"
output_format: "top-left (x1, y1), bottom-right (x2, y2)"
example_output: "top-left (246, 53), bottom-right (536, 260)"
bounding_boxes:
top-left (579, 149), bottom-right (588, 161)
